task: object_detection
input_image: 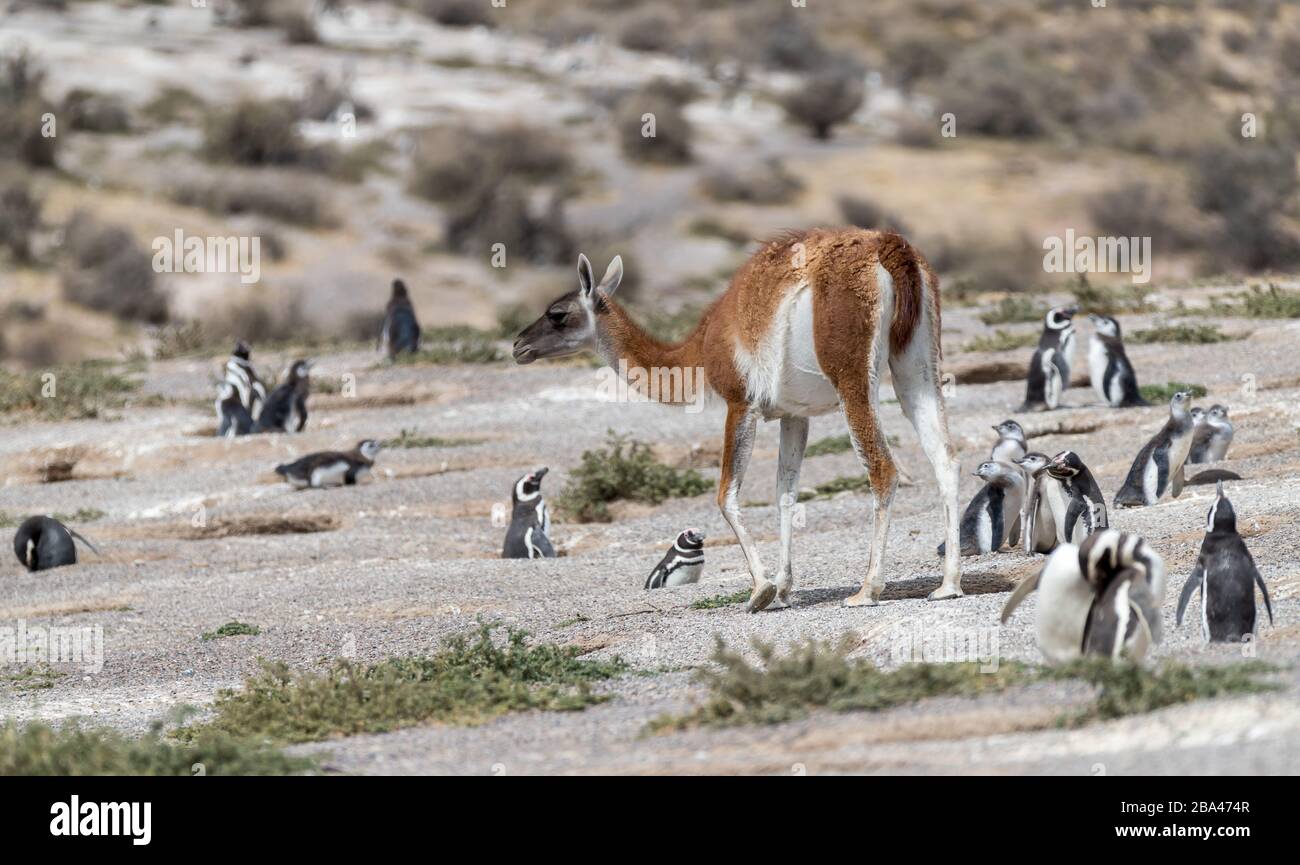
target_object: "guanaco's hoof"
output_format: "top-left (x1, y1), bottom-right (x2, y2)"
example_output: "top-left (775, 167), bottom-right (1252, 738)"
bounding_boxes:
top-left (747, 581), bottom-right (778, 613)
top-left (842, 592), bottom-right (879, 608)
top-left (927, 585), bottom-right (964, 601)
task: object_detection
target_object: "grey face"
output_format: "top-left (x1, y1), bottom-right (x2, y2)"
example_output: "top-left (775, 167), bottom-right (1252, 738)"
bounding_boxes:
top-left (513, 254), bottom-right (624, 364)
top-left (358, 439), bottom-right (381, 460)
top-left (1172, 391), bottom-right (1191, 407)
top-left (1208, 405), bottom-right (1229, 422)
top-left (1190, 407), bottom-right (1206, 426)
top-left (1015, 453), bottom-right (1050, 474)
top-left (993, 420), bottom-right (1025, 441)
top-left (1088, 313), bottom-right (1119, 338)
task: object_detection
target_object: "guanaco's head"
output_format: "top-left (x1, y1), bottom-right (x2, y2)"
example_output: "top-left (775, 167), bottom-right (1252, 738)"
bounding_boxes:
top-left (513, 254), bottom-right (623, 364)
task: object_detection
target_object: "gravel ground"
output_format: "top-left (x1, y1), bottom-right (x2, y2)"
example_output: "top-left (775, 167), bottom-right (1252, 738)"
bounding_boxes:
top-left (3, 287), bottom-right (1299, 774)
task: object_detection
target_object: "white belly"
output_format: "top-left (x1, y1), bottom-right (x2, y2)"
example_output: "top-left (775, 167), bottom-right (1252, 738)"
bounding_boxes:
top-left (1087, 339), bottom-right (1109, 403)
top-left (761, 288), bottom-right (841, 418)
top-left (1035, 544), bottom-right (1093, 663)
top-left (311, 461), bottom-right (350, 488)
top-left (663, 560), bottom-right (703, 586)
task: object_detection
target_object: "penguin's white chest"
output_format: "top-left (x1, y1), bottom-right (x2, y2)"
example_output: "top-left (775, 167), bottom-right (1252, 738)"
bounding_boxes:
top-left (663, 558), bottom-right (704, 586)
top-left (1035, 547), bottom-right (1094, 663)
top-left (310, 461), bottom-right (351, 488)
top-left (1087, 339), bottom-right (1110, 402)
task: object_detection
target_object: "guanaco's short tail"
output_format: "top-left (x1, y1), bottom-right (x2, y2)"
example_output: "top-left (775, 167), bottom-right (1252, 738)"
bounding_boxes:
top-left (875, 231), bottom-right (928, 356)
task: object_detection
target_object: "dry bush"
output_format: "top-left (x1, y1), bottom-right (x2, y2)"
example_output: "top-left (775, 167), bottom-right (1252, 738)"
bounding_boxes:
top-left (618, 9), bottom-right (678, 54)
top-left (700, 159), bottom-right (802, 205)
top-left (616, 87), bottom-right (693, 163)
top-left (409, 125), bottom-right (571, 204)
top-left (60, 212), bottom-right (168, 324)
top-left (62, 88), bottom-right (130, 133)
top-left (838, 195), bottom-right (910, 234)
top-left (0, 181), bottom-right (41, 265)
top-left (1086, 180), bottom-right (1202, 253)
top-left (1191, 141), bottom-right (1300, 271)
top-left (297, 72), bottom-right (373, 123)
top-left (926, 233), bottom-right (1044, 296)
top-left (202, 97), bottom-right (308, 167)
top-left (781, 66), bottom-right (864, 140)
top-left (421, 0), bottom-right (496, 28)
top-left (882, 26), bottom-right (953, 90)
top-left (444, 183), bottom-right (574, 266)
top-left (172, 174), bottom-right (335, 227)
top-left (937, 43), bottom-right (1075, 139)
top-left (0, 46), bottom-right (58, 167)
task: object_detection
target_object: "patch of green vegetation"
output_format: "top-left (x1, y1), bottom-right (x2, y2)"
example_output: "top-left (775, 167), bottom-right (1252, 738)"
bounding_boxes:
top-left (51, 507), bottom-right (106, 524)
top-left (1073, 278), bottom-right (1151, 315)
top-left (1129, 322), bottom-right (1234, 344)
top-left (556, 431), bottom-right (713, 523)
top-left (1199, 284), bottom-right (1300, 319)
top-left (189, 625), bottom-right (625, 744)
top-left (0, 361), bottom-right (143, 420)
top-left (805, 434), bottom-right (853, 457)
top-left (963, 329), bottom-right (1038, 352)
top-left (382, 428), bottom-right (483, 449)
top-left (648, 637), bottom-right (1281, 733)
top-left (389, 326), bottom-right (504, 365)
top-left (690, 589), bottom-right (751, 610)
top-left (798, 474), bottom-right (870, 502)
top-left (979, 297), bottom-right (1047, 325)
top-left (555, 614), bottom-right (591, 628)
top-left (0, 720), bottom-right (314, 776)
top-left (2, 667), bottom-right (65, 692)
top-left (201, 621), bottom-right (261, 642)
top-left (1139, 381), bottom-right (1208, 403)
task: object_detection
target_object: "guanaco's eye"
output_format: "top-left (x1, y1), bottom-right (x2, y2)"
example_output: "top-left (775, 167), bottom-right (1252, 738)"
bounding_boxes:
top-left (548, 309), bottom-right (567, 326)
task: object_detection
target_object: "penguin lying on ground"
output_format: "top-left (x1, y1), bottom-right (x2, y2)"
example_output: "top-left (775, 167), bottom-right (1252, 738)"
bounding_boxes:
top-left (1087, 314), bottom-right (1149, 407)
top-left (938, 461), bottom-right (1024, 557)
top-left (257, 360), bottom-right (312, 433)
top-left (380, 279), bottom-right (421, 360)
top-left (216, 382), bottom-right (255, 438)
top-left (1114, 391), bottom-right (1195, 507)
top-left (1020, 305), bottom-right (1077, 411)
top-left (502, 468), bottom-right (555, 559)
top-left (13, 516), bottom-right (99, 572)
top-left (224, 339), bottom-right (267, 420)
top-left (1176, 481), bottom-right (1273, 643)
top-left (1002, 529), bottom-right (1165, 663)
top-left (990, 420), bottom-right (1027, 463)
top-left (1189, 404), bottom-right (1233, 463)
top-left (275, 439), bottom-right (380, 489)
top-left (1046, 450), bottom-right (1108, 540)
top-left (644, 529), bottom-right (705, 589)
top-left (1016, 452), bottom-right (1060, 554)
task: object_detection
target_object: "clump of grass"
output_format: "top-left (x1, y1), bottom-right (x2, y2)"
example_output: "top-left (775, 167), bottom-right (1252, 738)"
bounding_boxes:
top-left (382, 429), bottom-right (483, 449)
top-left (1139, 381), bottom-right (1208, 403)
top-left (798, 474), bottom-right (870, 502)
top-left (1073, 277), bottom-right (1151, 315)
top-left (51, 507), bottom-right (105, 524)
top-left (1044, 658), bottom-right (1279, 724)
top-left (648, 637), bottom-right (1028, 731)
top-left (0, 720), bottom-right (314, 775)
top-left (979, 297), bottom-right (1047, 325)
top-left (2, 667), bottom-right (65, 692)
top-left (1129, 322), bottom-right (1234, 344)
top-left (193, 625), bottom-right (626, 744)
top-left (389, 326), bottom-right (503, 365)
top-left (201, 621), bottom-right (261, 642)
top-left (556, 431), bottom-right (712, 523)
top-left (0, 361), bottom-right (143, 420)
top-left (804, 434), bottom-right (854, 457)
top-left (1201, 284), bottom-right (1300, 319)
top-left (963, 329), bottom-right (1038, 352)
top-left (690, 589), bottom-right (751, 610)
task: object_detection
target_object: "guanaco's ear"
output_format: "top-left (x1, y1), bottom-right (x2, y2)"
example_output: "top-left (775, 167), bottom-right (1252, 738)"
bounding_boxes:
top-left (597, 255), bottom-right (624, 296)
top-left (577, 253), bottom-right (595, 298)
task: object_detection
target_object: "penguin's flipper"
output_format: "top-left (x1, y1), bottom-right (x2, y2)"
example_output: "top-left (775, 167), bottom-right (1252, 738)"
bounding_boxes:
top-left (645, 568), bottom-right (663, 590)
top-left (1000, 569), bottom-right (1041, 623)
top-left (67, 529), bottom-right (101, 557)
top-left (1171, 462), bottom-right (1185, 498)
top-left (1008, 513), bottom-right (1022, 550)
top-left (1127, 597), bottom-right (1155, 660)
top-left (1175, 561), bottom-right (1203, 628)
top-left (1255, 569), bottom-right (1274, 626)
top-left (534, 532), bottom-right (556, 559)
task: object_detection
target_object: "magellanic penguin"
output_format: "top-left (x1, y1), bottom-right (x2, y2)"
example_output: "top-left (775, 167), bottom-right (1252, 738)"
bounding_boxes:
top-left (216, 381), bottom-right (255, 438)
top-left (13, 516), bottom-right (100, 572)
top-left (380, 279), bottom-right (421, 360)
top-left (502, 468), bottom-right (555, 559)
top-left (256, 359), bottom-right (312, 433)
top-left (224, 340), bottom-right (267, 419)
top-left (275, 439), bottom-right (380, 489)
top-left (1016, 452), bottom-right (1060, 554)
top-left (1020, 305), bottom-right (1077, 411)
top-left (1001, 529), bottom-right (1165, 663)
top-left (1114, 391), bottom-right (1196, 507)
top-left (990, 420), bottom-right (1027, 464)
top-left (938, 461), bottom-right (1024, 557)
top-left (1189, 404), bottom-right (1233, 464)
top-left (1046, 450), bottom-right (1108, 541)
top-left (644, 528), bottom-right (705, 589)
top-left (1176, 481), bottom-right (1273, 643)
top-left (1087, 314), bottom-right (1149, 407)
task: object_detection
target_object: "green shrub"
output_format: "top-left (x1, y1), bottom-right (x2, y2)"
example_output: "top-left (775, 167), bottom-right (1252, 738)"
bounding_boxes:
top-left (804, 434), bottom-right (854, 457)
top-left (0, 360), bottom-right (143, 420)
top-left (382, 429), bottom-right (483, 449)
top-left (979, 297), bottom-right (1047, 325)
top-left (201, 621), bottom-right (261, 641)
top-left (1128, 322), bottom-right (1234, 344)
top-left (556, 431), bottom-right (712, 522)
top-left (962, 329), bottom-right (1038, 352)
top-left (1139, 381), bottom-right (1208, 402)
top-left (690, 590), bottom-right (750, 610)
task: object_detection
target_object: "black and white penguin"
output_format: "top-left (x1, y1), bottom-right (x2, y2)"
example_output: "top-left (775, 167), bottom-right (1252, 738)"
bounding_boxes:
top-left (1189, 404), bottom-right (1233, 464)
top-left (223, 340), bottom-right (267, 419)
top-left (1087, 314), bottom-right (1148, 407)
top-left (1001, 529), bottom-right (1165, 663)
top-left (1016, 452), bottom-right (1060, 554)
top-left (12, 516), bottom-right (99, 572)
top-left (256, 359), bottom-right (312, 433)
top-left (1114, 391), bottom-right (1196, 508)
top-left (990, 419), bottom-right (1027, 463)
top-left (380, 279), bottom-right (421, 360)
top-left (1020, 305), bottom-right (1077, 411)
top-left (502, 468), bottom-right (555, 559)
top-left (215, 382), bottom-right (255, 438)
top-left (275, 439), bottom-right (380, 489)
top-left (1046, 450), bottom-right (1108, 541)
top-left (938, 461), bottom-right (1024, 557)
top-left (1176, 481), bottom-right (1273, 643)
top-left (644, 528), bottom-right (705, 589)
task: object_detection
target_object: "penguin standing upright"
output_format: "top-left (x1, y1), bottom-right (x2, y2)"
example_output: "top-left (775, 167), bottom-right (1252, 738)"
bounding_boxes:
top-left (1176, 481), bottom-right (1273, 643)
top-left (503, 468), bottom-right (555, 559)
top-left (1001, 529), bottom-right (1165, 663)
top-left (224, 340), bottom-right (267, 419)
top-left (990, 420), bottom-right (1027, 463)
top-left (1046, 450), bottom-right (1108, 541)
top-left (380, 279), bottom-right (421, 360)
top-left (257, 360), bottom-right (312, 433)
top-left (938, 461), bottom-right (1024, 557)
top-left (216, 382), bottom-right (255, 438)
top-left (275, 439), bottom-right (381, 489)
top-left (1114, 391), bottom-right (1196, 507)
top-left (1189, 404), bottom-right (1233, 463)
top-left (644, 529), bottom-right (705, 589)
top-left (1020, 305), bottom-right (1077, 411)
top-left (12, 516), bottom-right (99, 572)
top-left (1015, 452), bottom-right (1060, 554)
top-left (1087, 314), bottom-right (1149, 407)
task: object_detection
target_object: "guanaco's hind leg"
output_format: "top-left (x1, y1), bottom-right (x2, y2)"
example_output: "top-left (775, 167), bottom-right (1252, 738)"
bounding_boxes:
top-left (718, 403), bottom-right (776, 612)
top-left (839, 386), bottom-right (899, 606)
top-left (774, 415), bottom-right (809, 606)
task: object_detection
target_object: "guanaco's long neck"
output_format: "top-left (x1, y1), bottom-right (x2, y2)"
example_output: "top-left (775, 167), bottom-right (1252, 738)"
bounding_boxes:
top-left (594, 296), bottom-right (709, 402)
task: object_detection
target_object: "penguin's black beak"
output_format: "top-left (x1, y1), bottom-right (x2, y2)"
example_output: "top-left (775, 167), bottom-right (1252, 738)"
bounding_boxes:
top-left (513, 339), bottom-right (536, 365)
top-left (534, 467), bottom-right (549, 480)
